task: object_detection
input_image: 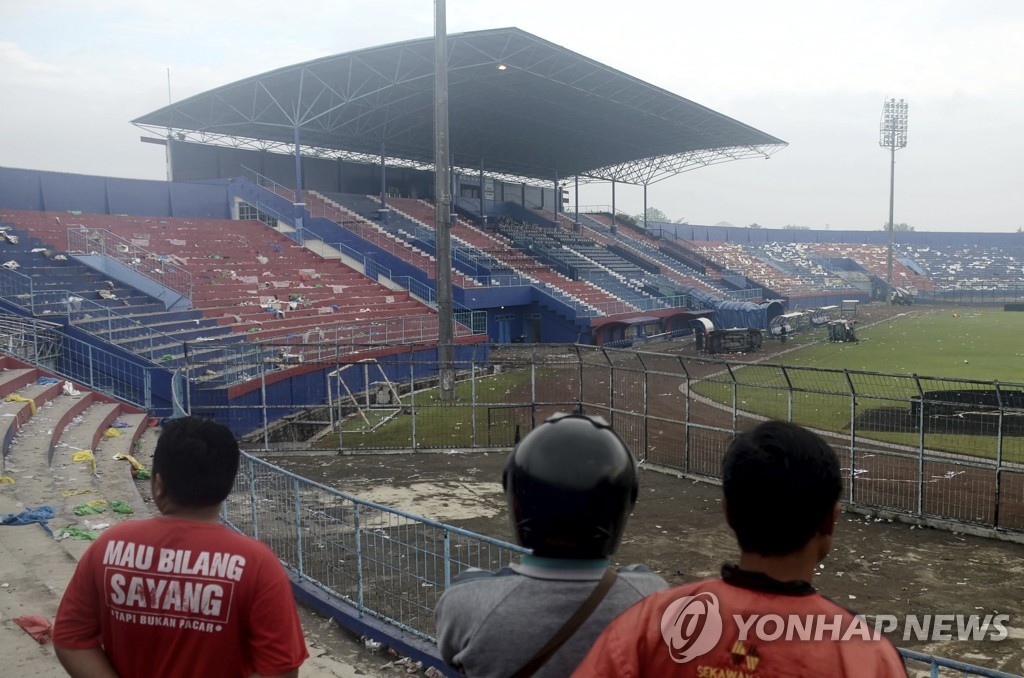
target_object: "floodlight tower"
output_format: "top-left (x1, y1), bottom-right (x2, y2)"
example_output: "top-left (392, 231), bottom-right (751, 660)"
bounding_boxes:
top-left (879, 97), bottom-right (908, 286)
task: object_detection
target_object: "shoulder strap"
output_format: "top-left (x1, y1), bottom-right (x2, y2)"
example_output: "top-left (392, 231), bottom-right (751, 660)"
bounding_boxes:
top-left (509, 567), bottom-right (619, 678)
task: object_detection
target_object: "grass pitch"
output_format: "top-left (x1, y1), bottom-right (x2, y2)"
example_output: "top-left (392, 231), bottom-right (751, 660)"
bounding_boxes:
top-left (777, 308), bottom-right (1024, 382)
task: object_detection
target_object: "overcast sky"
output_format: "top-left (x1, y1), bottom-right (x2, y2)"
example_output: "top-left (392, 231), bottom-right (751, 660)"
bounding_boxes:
top-left (2, 1), bottom-right (1022, 232)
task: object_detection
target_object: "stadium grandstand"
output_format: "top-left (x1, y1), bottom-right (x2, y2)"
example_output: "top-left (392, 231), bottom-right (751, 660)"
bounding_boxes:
top-left (3, 26), bottom-right (1024, 677)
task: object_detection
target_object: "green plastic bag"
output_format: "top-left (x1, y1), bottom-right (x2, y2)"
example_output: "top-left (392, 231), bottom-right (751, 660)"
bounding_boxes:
top-left (57, 527), bottom-right (99, 541)
top-left (73, 503), bottom-right (106, 516)
top-left (108, 500), bottom-right (134, 515)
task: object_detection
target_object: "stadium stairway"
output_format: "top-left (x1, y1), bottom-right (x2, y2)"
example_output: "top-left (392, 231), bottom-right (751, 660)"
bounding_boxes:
top-left (0, 354), bottom-right (156, 670)
top-left (385, 197), bottom-right (629, 314)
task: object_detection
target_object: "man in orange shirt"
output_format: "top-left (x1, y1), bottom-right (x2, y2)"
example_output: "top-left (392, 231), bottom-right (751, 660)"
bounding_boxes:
top-left (54, 416), bottom-right (308, 678)
top-left (575, 420), bottom-right (906, 677)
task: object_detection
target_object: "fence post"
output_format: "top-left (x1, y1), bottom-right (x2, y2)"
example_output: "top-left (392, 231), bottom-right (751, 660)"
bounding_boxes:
top-left (292, 478), bottom-right (304, 576)
top-left (470, 358), bottom-right (478, 448)
top-left (247, 458), bottom-right (260, 541)
top-left (994, 382), bottom-right (1004, 528)
top-left (530, 349), bottom-right (537, 429)
top-left (915, 375), bottom-right (925, 517)
top-left (844, 370), bottom-right (857, 505)
top-left (354, 502), bottom-right (365, 611)
top-left (607, 349), bottom-right (615, 427)
top-left (144, 370), bottom-right (152, 411)
top-left (87, 344), bottom-right (94, 388)
top-left (409, 351), bottom-right (417, 450)
top-left (640, 353), bottom-right (650, 464)
top-left (443, 529), bottom-right (452, 589)
top-left (679, 356), bottom-right (691, 474)
top-left (260, 361), bottom-right (269, 448)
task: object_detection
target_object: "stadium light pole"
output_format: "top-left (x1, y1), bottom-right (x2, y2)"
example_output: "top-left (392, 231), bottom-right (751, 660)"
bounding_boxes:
top-left (879, 97), bottom-right (908, 287)
top-left (434, 0), bottom-right (456, 401)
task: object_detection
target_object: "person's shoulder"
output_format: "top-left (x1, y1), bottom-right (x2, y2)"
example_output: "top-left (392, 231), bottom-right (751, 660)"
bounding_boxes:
top-left (445, 566), bottom-right (518, 590)
top-left (615, 564), bottom-right (670, 593)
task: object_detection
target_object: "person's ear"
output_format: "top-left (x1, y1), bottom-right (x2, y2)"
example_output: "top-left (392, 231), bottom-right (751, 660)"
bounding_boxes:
top-left (152, 473), bottom-right (166, 508)
top-left (722, 497), bottom-right (733, 529)
top-left (818, 502), bottom-right (841, 537)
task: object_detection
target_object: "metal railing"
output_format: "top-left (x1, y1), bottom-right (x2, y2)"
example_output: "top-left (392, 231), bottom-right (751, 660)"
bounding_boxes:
top-left (227, 450), bottom-right (1014, 676)
top-left (204, 345), bottom-right (1024, 536)
top-left (240, 166), bottom-right (296, 203)
top-left (66, 227), bottom-right (193, 303)
top-left (0, 311), bottom-right (155, 410)
top-left (225, 453), bottom-right (526, 641)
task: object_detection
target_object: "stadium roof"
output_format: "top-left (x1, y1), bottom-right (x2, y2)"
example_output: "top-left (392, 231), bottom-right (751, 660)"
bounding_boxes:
top-left (133, 27), bottom-right (786, 185)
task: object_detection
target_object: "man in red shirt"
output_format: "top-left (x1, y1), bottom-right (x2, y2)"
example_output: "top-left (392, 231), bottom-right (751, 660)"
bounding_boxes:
top-left (54, 416), bottom-right (308, 677)
top-left (575, 420), bottom-right (907, 677)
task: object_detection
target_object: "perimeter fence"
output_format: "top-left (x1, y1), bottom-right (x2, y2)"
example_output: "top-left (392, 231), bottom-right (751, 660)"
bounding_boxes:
top-left (202, 342), bottom-right (1024, 535)
top-left (225, 453), bottom-right (1021, 678)
top-left (216, 342), bottom-right (1024, 675)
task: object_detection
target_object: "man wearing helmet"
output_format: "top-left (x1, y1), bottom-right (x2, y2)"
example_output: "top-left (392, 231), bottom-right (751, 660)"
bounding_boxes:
top-left (574, 420), bottom-right (907, 677)
top-left (435, 413), bottom-right (667, 677)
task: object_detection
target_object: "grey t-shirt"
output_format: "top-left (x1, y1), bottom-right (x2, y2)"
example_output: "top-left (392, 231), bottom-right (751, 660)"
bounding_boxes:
top-left (435, 558), bottom-right (668, 677)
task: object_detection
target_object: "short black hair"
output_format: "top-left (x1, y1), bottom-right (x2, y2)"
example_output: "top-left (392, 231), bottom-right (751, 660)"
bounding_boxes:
top-left (722, 420), bottom-right (842, 557)
top-left (152, 416), bottom-right (240, 508)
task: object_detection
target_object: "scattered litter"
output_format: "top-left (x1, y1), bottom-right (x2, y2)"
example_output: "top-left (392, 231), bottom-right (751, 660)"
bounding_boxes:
top-left (12, 615), bottom-right (52, 644)
top-left (73, 500), bottom-right (108, 516)
top-left (0, 476), bottom-right (13, 485)
top-left (57, 527), bottom-right (100, 541)
top-left (1, 506), bottom-right (57, 536)
top-left (109, 500), bottom-right (134, 515)
top-left (36, 376), bottom-right (60, 386)
top-left (5, 394), bottom-right (37, 415)
top-left (2, 260), bottom-right (20, 269)
top-left (61, 489), bottom-right (96, 497)
top-left (103, 427), bottom-right (122, 438)
top-left (110, 421), bottom-right (132, 429)
top-left (72, 449), bottom-right (96, 475)
top-left (62, 381), bottom-right (81, 397)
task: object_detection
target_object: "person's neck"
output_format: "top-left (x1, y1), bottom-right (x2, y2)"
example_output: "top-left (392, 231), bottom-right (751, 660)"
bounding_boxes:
top-left (737, 548), bottom-right (819, 585)
top-left (158, 504), bottom-right (223, 524)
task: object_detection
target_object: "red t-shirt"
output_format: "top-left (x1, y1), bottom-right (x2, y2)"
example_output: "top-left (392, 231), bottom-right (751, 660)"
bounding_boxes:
top-left (574, 567), bottom-right (907, 678)
top-left (55, 517), bottom-right (308, 677)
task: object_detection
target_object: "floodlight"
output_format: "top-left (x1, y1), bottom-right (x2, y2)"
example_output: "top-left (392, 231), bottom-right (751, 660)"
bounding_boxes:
top-left (879, 97), bottom-right (909, 285)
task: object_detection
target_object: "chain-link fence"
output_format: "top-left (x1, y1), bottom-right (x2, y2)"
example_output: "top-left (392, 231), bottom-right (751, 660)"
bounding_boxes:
top-left (200, 343), bottom-right (1024, 536)
top-left (224, 454), bottom-right (526, 641)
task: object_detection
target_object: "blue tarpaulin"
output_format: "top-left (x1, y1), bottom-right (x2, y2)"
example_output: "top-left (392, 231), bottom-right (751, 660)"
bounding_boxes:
top-left (1, 506), bottom-right (58, 536)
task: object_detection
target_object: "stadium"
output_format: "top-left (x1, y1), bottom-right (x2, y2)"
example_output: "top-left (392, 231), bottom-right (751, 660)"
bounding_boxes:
top-left (2, 23), bottom-right (1024, 677)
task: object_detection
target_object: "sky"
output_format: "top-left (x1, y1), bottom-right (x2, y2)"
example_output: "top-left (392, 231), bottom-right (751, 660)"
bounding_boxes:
top-left (2, 1), bottom-right (1023, 232)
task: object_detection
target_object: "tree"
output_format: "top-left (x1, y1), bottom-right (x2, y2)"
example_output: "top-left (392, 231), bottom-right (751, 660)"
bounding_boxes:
top-left (633, 207), bottom-right (669, 224)
top-left (747, 223), bottom-right (763, 229)
top-left (882, 222), bottom-right (914, 232)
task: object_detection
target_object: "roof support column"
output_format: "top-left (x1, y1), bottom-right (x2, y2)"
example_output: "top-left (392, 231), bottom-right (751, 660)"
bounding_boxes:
top-left (434, 0), bottom-right (455, 402)
top-left (643, 182), bottom-right (648, 231)
top-left (574, 176), bottom-right (580, 230)
top-left (553, 171), bottom-right (559, 224)
top-left (610, 179), bottom-right (617, 235)
top-left (478, 158), bottom-right (486, 225)
top-left (293, 125), bottom-right (305, 245)
top-left (379, 141), bottom-right (387, 224)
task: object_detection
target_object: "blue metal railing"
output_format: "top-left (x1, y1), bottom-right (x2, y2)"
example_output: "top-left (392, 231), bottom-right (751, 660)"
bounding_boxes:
top-left (226, 452), bottom-right (1012, 676)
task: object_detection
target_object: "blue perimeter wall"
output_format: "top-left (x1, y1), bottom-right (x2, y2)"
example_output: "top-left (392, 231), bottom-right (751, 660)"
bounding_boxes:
top-left (0, 167), bottom-right (229, 218)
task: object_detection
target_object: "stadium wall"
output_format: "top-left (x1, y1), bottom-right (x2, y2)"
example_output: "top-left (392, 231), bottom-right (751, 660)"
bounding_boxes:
top-left (0, 166), bottom-right (229, 218)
